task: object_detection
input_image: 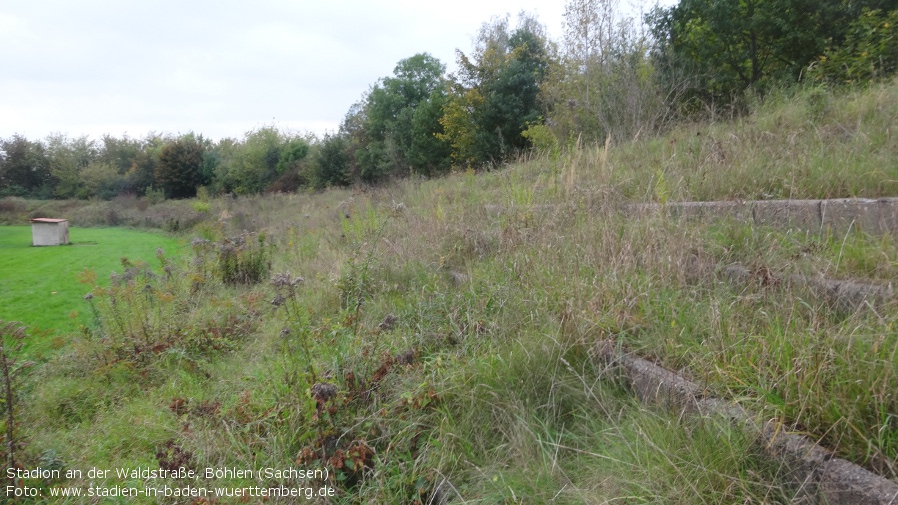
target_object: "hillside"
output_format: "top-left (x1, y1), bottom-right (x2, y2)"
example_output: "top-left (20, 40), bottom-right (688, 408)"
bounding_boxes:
top-left (2, 80), bottom-right (898, 503)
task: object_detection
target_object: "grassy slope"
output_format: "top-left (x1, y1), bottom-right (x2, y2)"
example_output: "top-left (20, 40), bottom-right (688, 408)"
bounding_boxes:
top-left (0, 226), bottom-right (183, 356)
top-left (4, 80), bottom-right (898, 504)
top-left (604, 80), bottom-right (898, 201)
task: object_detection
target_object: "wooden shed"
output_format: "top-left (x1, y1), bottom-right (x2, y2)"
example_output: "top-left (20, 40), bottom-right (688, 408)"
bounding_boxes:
top-left (31, 218), bottom-right (70, 246)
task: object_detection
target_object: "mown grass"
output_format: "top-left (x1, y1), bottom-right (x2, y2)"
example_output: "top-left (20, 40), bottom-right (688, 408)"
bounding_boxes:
top-left (0, 226), bottom-right (183, 357)
top-left (3, 80), bottom-right (898, 503)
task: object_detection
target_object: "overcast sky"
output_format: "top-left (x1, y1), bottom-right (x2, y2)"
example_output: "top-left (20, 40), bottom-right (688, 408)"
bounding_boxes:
top-left (1, 0), bottom-right (667, 142)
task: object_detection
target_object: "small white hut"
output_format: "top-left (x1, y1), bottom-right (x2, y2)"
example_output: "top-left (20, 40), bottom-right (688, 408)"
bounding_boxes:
top-left (31, 218), bottom-right (70, 246)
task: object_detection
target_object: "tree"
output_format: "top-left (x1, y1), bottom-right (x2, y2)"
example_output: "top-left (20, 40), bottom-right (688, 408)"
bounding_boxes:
top-left (228, 127), bottom-right (285, 194)
top-left (809, 8), bottom-right (898, 85)
top-left (98, 134), bottom-right (146, 196)
top-left (338, 99), bottom-right (370, 183)
top-left (126, 134), bottom-right (165, 196)
top-left (80, 161), bottom-right (124, 199)
top-left (653, 0), bottom-right (804, 99)
top-left (440, 13), bottom-right (552, 166)
top-left (561, 0), bottom-right (620, 109)
top-left (357, 53), bottom-right (448, 182)
top-left (276, 138), bottom-right (310, 175)
top-left (314, 133), bottom-right (351, 188)
top-left (46, 134), bottom-right (98, 199)
top-left (0, 135), bottom-right (51, 197)
top-left (99, 135), bottom-right (141, 174)
top-left (155, 134), bottom-right (205, 199)
top-left (647, 0), bottom-right (894, 108)
top-left (206, 137), bottom-right (238, 194)
top-left (480, 25), bottom-right (549, 154)
top-left (270, 137), bottom-right (312, 192)
top-left (407, 88), bottom-right (452, 176)
top-left (212, 126), bottom-right (310, 194)
top-left (540, 0), bottom-right (667, 143)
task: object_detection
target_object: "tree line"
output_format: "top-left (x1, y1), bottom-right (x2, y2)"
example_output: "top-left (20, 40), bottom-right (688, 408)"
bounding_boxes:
top-left (2, 0), bottom-right (895, 200)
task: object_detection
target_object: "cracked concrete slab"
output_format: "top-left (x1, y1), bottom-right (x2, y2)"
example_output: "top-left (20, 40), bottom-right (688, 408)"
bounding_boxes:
top-left (620, 198), bottom-right (898, 235)
top-left (592, 345), bottom-right (898, 505)
top-left (710, 262), bottom-right (896, 313)
top-left (821, 198), bottom-right (882, 234)
top-left (753, 199), bottom-right (822, 231)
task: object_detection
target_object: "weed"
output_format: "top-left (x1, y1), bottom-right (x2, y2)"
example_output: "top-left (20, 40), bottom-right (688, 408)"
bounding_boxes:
top-left (144, 186), bottom-right (165, 205)
top-left (191, 200), bottom-right (210, 213)
top-left (0, 321), bottom-right (30, 490)
top-left (213, 231), bottom-right (271, 285)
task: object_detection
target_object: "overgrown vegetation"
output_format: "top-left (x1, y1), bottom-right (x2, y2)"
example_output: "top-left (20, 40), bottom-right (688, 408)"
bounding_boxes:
top-left (2, 0), bottom-right (898, 501)
top-left (0, 321), bottom-right (29, 488)
top-left (3, 0), bottom-right (895, 200)
top-left (1, 78), bottom-right (897, 502)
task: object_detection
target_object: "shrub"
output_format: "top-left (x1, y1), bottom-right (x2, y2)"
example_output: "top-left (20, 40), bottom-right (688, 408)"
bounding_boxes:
top-left (810, 8), bottom-right (898, 85)
top-left (144, 186), bottom-right (165, 205)
top-left (78, 250), bottom-right (258, 374)
top-left (198, 232), bottom-right (272, 285)
top-left (155, 136), bottom-right (205, 199)
top-left (0, 321), bottom-right (29, 482)
top-left (191, 201), bottom-right (210, 213)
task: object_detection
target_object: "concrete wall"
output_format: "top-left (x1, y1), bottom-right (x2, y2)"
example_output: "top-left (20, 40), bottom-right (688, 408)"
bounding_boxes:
top-left (626, 197), bottom-right (898, 235)
top-left (31, 221), bottom-right (69, 246)
top-left (593, 345), bottom-right (898, 504)
top-left (486, 198), bottom-right (898, 235)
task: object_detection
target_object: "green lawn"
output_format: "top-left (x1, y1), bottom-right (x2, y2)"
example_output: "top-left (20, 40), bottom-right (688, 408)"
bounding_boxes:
top-left (0, 225), bottom-right (183, 357)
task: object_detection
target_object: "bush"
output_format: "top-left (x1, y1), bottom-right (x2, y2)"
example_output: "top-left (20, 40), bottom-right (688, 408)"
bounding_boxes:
top-left (191, 201), bottom-right (210, 213)
top-left (192, 232), bottom-right (272, 285)
top-left (809, 8), bottom-right (898, 85)
top-left (144, 186), bottom-right (165, 205)
top-left (155, 136), bottom-right (205, 199)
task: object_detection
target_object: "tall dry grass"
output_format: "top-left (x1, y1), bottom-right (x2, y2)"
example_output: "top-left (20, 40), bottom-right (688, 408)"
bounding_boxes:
top-left (5, 80), bottom-right (898, 502)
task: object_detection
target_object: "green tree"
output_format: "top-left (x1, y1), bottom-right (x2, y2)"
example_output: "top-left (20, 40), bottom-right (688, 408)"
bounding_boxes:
top-left (99, 135), bottom-right (141, 174)
top-left (652, 0), bottom-right (784, 103)
top-left (46, 134), bottom-right (98, 199)
top-left (214, 126), bottom-right (312, 194)
top-left (810, 8), bottom-right (898, 85)
top-left (338, 100), bottom-right (369, 184)
top-left (207, 137), bottom-right (239, 194)
top-left (407, 88), bottom-right (452, 176)
top-left (0, 135), bottom-right (51, 197)
top-left (540, 0), bottom-right (667, 143)
top-left (276, 138), bottom-right (310, 175)
top-left (155, 134), bottom-right (205, 199)
top-left (80, 161), bottom-right (125, 199)
top-left (481, 25), bottom-right (550, 154)
top-left (357, 53), bottom-right (448, 182)
top-left (270, 137), bottom-right (312, 192)
top-left (648, 0), bottom-right (894, 108)
top-left (99, 134), bottom-right (147, 196)
top-left (229, 127), bottom-right (284, 194)
top-left (440, 13), bottom-right (552, 166)
top-left (314, 133), bottom-right (351, 188)
top-left (126, 134), bottom-right (165, 196)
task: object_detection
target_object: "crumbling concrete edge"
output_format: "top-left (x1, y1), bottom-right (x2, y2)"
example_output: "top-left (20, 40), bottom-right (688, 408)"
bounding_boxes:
top-left (717, 263), bottom-right (895, 313)
top-left (622, 197), bottom-right (898, 235)
top-left (485, 197), bottom-right (898, 235)
top-left (591, 345), bottom-right (898, 504)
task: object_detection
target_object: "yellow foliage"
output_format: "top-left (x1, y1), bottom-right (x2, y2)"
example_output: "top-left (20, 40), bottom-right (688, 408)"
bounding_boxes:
top-left (436, 87), bottom-right (484, 167)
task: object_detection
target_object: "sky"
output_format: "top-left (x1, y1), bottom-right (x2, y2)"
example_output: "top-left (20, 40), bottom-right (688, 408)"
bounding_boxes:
top-left (0, 0), bottom-right (667, 142)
